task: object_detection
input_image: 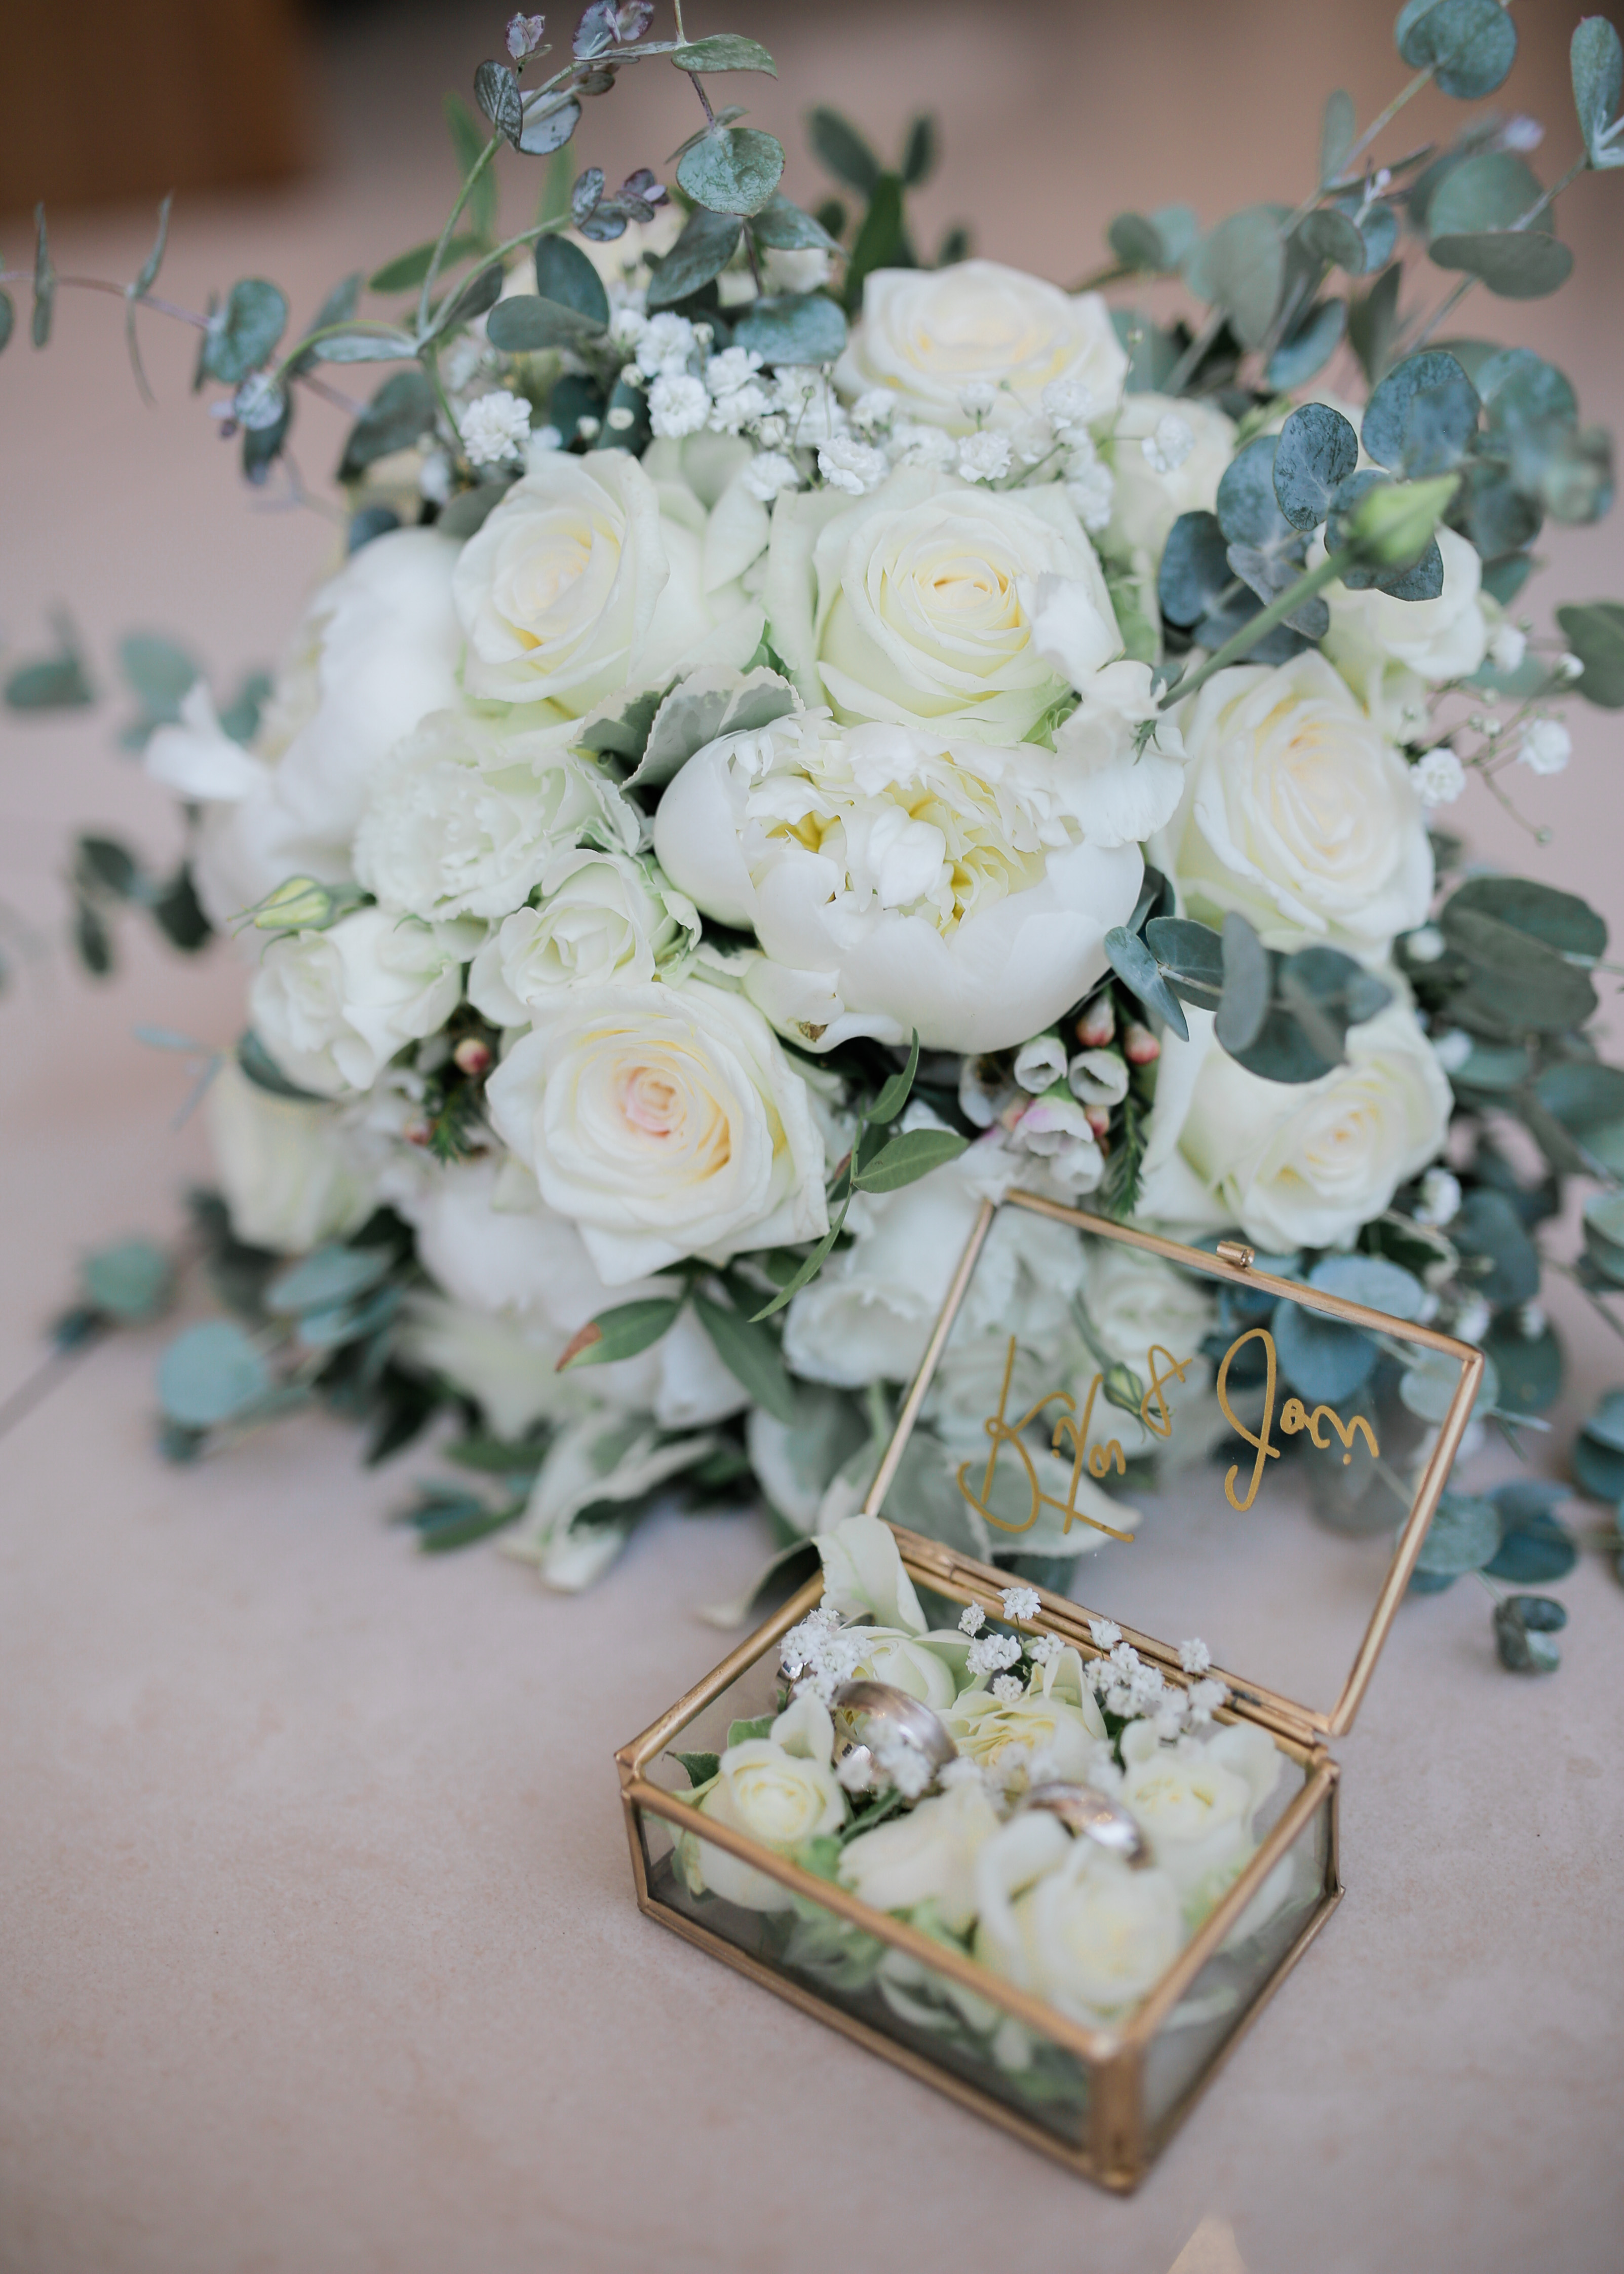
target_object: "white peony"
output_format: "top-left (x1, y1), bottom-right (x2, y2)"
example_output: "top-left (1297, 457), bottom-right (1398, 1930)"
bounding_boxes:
top-left (249, 906), bottom-right (472, 1097)
top-left (1139, 999), bottom-right (1452, 1252)
top-left (1158, 651), bottom-right (1434, 956)
top-left (677, 1692), bottom-right (847, 1913)
top-left (1105, 391), bottom-right (1236, 567)
top-left (205, 1056), bottom-right (380, 1254)
top-left (652, 710), bottom-right (1145, 1054)
top-left (451, 445), bottom-right (761, 710)
top-left (146, 529), bottom-right (464, 930)
top-left (833, 261), bottom-right (1126, 434)
top-left (353, 708), bottom-right (637, 924)
top-left (764, 469), bottom-right (1118, 742)
top-left (1319, 523), bottom-right (1488, 737)
top-left (483, 976), bottom-right (827, 1282)
top-left (467, 849), bottom-right (694, 1022)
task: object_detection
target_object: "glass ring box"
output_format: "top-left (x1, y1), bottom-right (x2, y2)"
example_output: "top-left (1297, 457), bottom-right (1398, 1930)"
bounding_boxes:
top-left (615, 1191), bottom-right (1483, 2189)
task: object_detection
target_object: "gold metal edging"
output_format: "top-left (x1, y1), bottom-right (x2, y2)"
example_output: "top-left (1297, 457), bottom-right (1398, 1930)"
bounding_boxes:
top-left (616, 1573), bottom-right (827, 1784)
top-left (862, 1197), bottom-right (997, 1517)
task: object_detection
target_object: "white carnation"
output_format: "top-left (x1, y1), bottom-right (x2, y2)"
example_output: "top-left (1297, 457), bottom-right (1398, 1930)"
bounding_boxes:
top-left (249, 907), bottom-right (470, 1098)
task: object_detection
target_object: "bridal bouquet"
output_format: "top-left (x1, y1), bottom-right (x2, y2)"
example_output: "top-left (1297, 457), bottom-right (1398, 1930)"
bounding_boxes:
top-left (13, 3), bottom-right (1624, 1662)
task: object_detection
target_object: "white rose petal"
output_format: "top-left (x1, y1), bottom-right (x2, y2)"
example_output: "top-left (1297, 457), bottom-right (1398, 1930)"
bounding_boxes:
top-left (1106, 392), bottom-right (1235, 566)
top-left (484, 976), bottom-right (827, 1282)
top-left (452, 447), bottom-right (761, 710)
top-left (1159, 650), bottom-right (1434, 955)
top-left (1320, 524), bottom-right (1488, 734)
top-left (206, 1056), bottom-right (380, 1255)
top-left (834, 261), bottom-right (1127, 434)
top-left (249, 906), bottom-right (470, 1098)
top-left (466, 848), bottom-right (688, 1019)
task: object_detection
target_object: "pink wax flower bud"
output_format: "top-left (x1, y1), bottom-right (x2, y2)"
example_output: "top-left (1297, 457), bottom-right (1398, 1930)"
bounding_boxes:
top-left (1124, 1022), bottom-right (1160, 1067)
top-left (1075, 993), bottom-right (1115, 1048)
top-left (453, 1037), bottom-right (493, 1077)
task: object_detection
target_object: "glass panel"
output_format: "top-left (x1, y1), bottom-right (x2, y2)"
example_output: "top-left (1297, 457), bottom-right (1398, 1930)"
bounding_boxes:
top-left (874, 1197), bottom-right (1473, 1721)
top-left (1140, 1781), bottom-right (1336, 2143)
top-left (636, 1801), bottom-right (1093, 2150)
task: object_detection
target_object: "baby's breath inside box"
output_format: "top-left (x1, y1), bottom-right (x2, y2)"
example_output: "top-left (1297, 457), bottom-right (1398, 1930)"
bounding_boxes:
top-left (616, 1193), bottom-right (1482, 2189)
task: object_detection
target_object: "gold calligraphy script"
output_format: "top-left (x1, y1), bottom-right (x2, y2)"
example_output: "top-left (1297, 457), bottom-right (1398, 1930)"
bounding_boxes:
top-left (957, 1336), bottom-right (1191, 1539)
top-left (957, 1326), bottom-right (1381, 1534)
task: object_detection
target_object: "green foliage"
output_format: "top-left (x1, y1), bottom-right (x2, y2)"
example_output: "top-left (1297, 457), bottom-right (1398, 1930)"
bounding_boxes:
top-left (750, 194), bottom-right (841, 255)
top-left (692, 1291), bottom-right (796, 1424)
top-left (1108, 207), bottom-right (1200, 274)
top-left (1272, 403), bottom-right (1360, 530)
top-left (1348, 262), bottom-right (1403, 385)
top-left (1493, 1594), bottom-right (1566, 1673)
top-left (807, 106), bottom-right (882, 198)
top-left (534, 235), bottom-right (611, 326)
top-left (1571, 17), bottom-right (1624, 170)
top-left (486, 294), bottom-right (604, 352)
top-left (196, 280), bottom-right (288, 388)
top-left (1266, 298), bottom-right (1346, 391)
top-left (676, 127), bottom-right (785, 217)
top-left (519, 97), bottom-right (582, 159)
top-left (1427, 151), bottom-right (1548, 239)
top-left (730, 292), bottom-right (847, 366)
top-left (672, 35), bottom-right (777, 76)
top-left (672, 1751), bottom-right (721, 1788)
top-left (850, 1126), bottom-right (969, 1193)
top-left (1184, 206), bottom-right (1286, 349)
top-left (1362, 351), bottom-right (1480, 479)
top-left (1555, 602), bottom-right (1624, 707)
top-left (1104, 925), bottom-right (1189, 1041)
top-left (157, 1320), bottom-right (272, 1428)
top-left (264, 1244), bottom-right (394, 1317)
top-left (1396, 0), bottom-right (1518, 102)
top-left (32, 206), bottom-right (54, 349)
top-left (1429, 230), bottom-right (1574, 299)
top-left (369, 236), bottom-right (483, 294)
top-left (559, 1297), bottom-right (683, 1369)
top-left (844, 174), bottom-right (907, 314)
top-left (1415, 1490), bottom-right (1501, 1577)
top-left (338, 369), bottom-right (436, 481)
top-left (1321, 88), bottom-right (1357, 185)
top-left (82, 1239), bottom-right (174, 1324)
top-left (444, 92), bottom-right (499, 243)
top-left (4, 622), bottom-right (94, 710)
top-left (646, 208), bottom-right (741, 308)
top-left (474, 58), bottom-right (524, 147)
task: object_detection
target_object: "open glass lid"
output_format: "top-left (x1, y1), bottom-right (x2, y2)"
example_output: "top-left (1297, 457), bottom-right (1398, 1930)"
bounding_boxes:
top-left (862, 1190), bottom-right (1485, 1742)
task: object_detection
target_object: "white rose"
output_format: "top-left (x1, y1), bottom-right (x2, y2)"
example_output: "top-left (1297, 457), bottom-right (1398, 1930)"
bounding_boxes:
top-left (483, 976), bottom-right (827, 1282)
top-left (838, 1779), bottom-right (1002, 1932)
top-left (352, 708), bottom-right (636, 924)
top-left (973, 1813), bottom-right (1182, 2023)
top-left (652, 710), bottom-right (1144, 1054)
top-left (1320, 523), bottom-right (1489, 737)
top-left (1158, 651), bottom-right (1433, 955)
top-left (467, 850), bottom-right (693, 1021)
top-left (1105, 392), bottom-right (1236, 566)
top-left (146, 530), bottom-right (463, 930)
top-left (451, 446), bottom-right (762, 710)
top-left (765, 470), bottom-right (1118, 741)
top-left (813, 1510), bottom-right (929, 1634)
top-left (1084, 1244), bottom-right (1215, 1371)
top-left (1118, 1719), bottom-right (1283, 1925)
top-left (205, 1056), bottom-right (379, 1254)
top-left (943, 1669), bottom-right (1107, 1793)
top-left (844, 1628), bottom-right (958, 1711)
top-left (394, 1159), bottom-right (749, 1429)
top-left (1139, 1000), bottom-right (1452, 1252)
top-left (249, 906), bottom-right (471, 1097)
top-left (678, 1693), bottom-right (847, 1913)
top-left (833, 261), bottom-right (1126, 434)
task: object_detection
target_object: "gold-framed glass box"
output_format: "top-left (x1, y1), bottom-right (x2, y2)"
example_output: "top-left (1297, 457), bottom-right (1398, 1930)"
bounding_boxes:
top-left (615, 1192), bottom-right (1483, 2189)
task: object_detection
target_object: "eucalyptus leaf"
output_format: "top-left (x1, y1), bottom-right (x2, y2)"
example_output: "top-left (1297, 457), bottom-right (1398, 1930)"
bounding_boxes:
top-left (1223, 1006), bottom-right (1340, 1084)
top-left (1271, 1300), bottom-right (1378, 1403)
top-left (157, 1321), bottom-right (271, 1429)
top-left (1145, 917), bottom-right (1225, 1011)
top-left (119, 635), bottom-right (197, 722)
top-left (1581, 1386), bottom-right (1624, 1453)
top-left (851, 1126), bottom-right (970, 1193)
top-left (671, 34), bottom-right (777, 74)
top-left (1368, 539), bottom-right (1444, 600)
top-left (519, 94), bottom-right (582, 157)
top-left (1453, 1187), bottom-right (1540, 1306)
top-left (1157, 511), bottom-right (1232, 628)
top-left (900, 113), bottom-right (936, 188)
top-left (1340, 195), bottom-right (1398, 271)
top-left (1442, 874), bottom-right (1606, 961)
top-left (691, 1292), bottom-right (797, 1424)
top-left (1481, 1320), bottom-right (1564, 1419)
top-left (534, 235), bottom-right (611, 325)
top-left (474, 58), bottom-right (524, 145)
top-left (676, 127), bottom-right (786, 217)
top-left (1426, 151), bottom-right (1548, 239)
top-left (1396, 0), bottom-right (1518, 101)
top-left (1555, 601), bottom-right (1624, 707)
top-left (265, 1244), bottom-right (394, 1316)
top-left (1572, 15), bottom-right (1624, 170)
top-left (4, 641), bottom-right (94, 710)
top-left (1485, 1487), bottom-right (1575, 1583)
top-left (1266, 297), bottom-right (1346, 391)
top-left (1362, 350), bottom-right (1480, 476)
top-left (1104, 926), bottom-right (1189, 1041)
top-left (646, 207), bottom-right (742, 307)
top-left (368, 235), bottom-right (483, 294)
top-left (1216, 913), bottom-right (1270, 1055)
top-left (0, 292), bottom-right (13, 355)
top-left (729, 291), bottom-right (846, 365)
top-left (844, 175), bottom-right (907, 311)
top-left (1533, 1060), bottom-right (1624, 1132)
top-left (1415, 1491), bottom-right (1501, 1577)
top-left (1572, 1427), bottom-right (1624, 1499)
top-left (436, 480), bottom-right (516, 539)
top-left (1428, 232), bottom-right (1574, 298)
top-left (1273, 403), bottom-right (1360, 530)
top-left (1298, 206), bottom-right (1367, 275)
top-left (750, 194), bottom-right (841, 254)
top-left (486, 294), bottom-right (605, 352)
top-left (308, 328), bottom-right (417, 364)
top-left (1216, 434), bottom-right (1292, 551)
top-left (1108, 212), bottom-right (1169, 271)
top-left (200, 279), bottom-right (289, 387)
top-left (750, 1201), bottom-right (850, 1322)
top-left (1309, 1252), bottom-right (1426, 1318)
top-left (1321, 89), bottom-right (1357, 185)
top-left (1348, 261), bottom-right (1403, 385)
top-left (83, 1240), bottom-right (173, 1322)
top-left (338, 369), bottom-right (436, 480)
top-left (1582, 1191), bottom-right (1624, 1283)
top-left (1185, 206), bottom-right (1286, 349)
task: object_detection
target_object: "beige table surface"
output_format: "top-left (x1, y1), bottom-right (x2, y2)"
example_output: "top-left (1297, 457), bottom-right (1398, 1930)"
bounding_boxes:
top-left (5, 6), bottom-right (1624, 2269)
